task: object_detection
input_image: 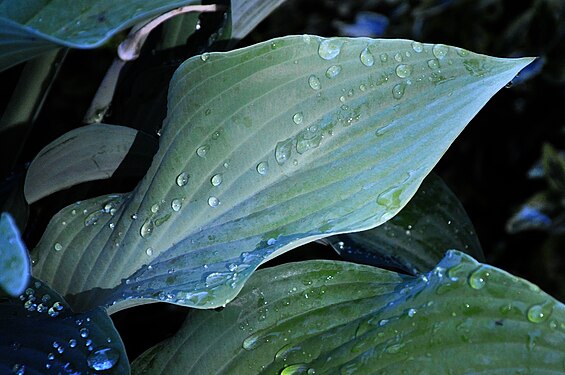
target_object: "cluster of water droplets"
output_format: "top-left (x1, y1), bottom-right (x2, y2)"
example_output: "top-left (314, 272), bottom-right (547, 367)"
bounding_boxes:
top-left (18, 281), bottom-right (65, 317)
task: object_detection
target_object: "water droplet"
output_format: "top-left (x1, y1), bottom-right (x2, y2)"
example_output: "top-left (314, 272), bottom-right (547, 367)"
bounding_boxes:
top-left (293, 112), bottom-right (304, 125)
top-left (200, 53), bottom-right (209, 62)
top-left (527, 302), bottom-right (552, 323)
top-left (281, 364), bottom-right (311, 375)
top-left (392, 83), bottom-right (406, 99)
top-left (108, 222), bottom-right (115, 229)
top-left (171, 199), bottom-right (182, 212)
top-left (411, 41), bottom-right (423, 53)
top-left (380, 53), bottom-right (388, 63)
top-left (394, 52), bottom-right (403, 62)
top-left (267, 238), bottom-right (276, 246)
top-left (325, 65), bottom-right (341, 79)
top-left (145, 248), bottom-right (153, 256)
top-left (196, 145), bottom-right (210, 157)
top-left (256, 162), bottom-right (269, 175)
top-left (456, 47), bottom-right (469, 57)
top-left (54, 243), bottom-right (62, 252)
top-left (468, 266), bottom-right (490, 290)
top-left (360, 47), bottom-right (375, 67)
top-left (427, 59), bottom-right (440, 69)
top-left (68, 339), bottom-right (77, 348)
top-left (140, 219), bottom-right (154, 238)
top-left (407, 308), bottom-right (417, 317)
top-left (208, 196), bottom-right (220, 207)
top-left (308, 75), bottom-right (321, 90)
top-left (432, 44), bottom-right (449, 59)
top-left (176, 172), bottom-right (189, 187)
top-left (395, 64), bottom-right (412, 78)
top-left (80, 328), bottom-right (89, 338)
top-left (87, 347), bottom-right (120, 371)
top-left (377, 185), bottom-right (403, 208)
top-left (151, 203), bottom-right (159, 213)
top-left (211, 174), bottom-right (223, 187)
top-left (359, 84), bottom-right (367, 92)
top-left (318, 38), bottom-right (343, 60)
top-left (275, 138), bottom-right (293, 165)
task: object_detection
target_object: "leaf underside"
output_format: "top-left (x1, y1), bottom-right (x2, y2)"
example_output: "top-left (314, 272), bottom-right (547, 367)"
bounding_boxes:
top-left (31, 35), bottom-right (533, 312)
top-left (0, 0), bottom-right (199, 72)
top-left (0, 277), bottom-right (129, 374)
top-left (326, 173), bottom-right (484, 275)
top-left (131, 251), bottom-right (565, 374)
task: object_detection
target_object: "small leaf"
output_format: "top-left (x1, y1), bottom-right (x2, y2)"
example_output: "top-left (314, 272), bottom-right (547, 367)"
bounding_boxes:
top-left (0, 277), bottom-right (129, 374)
top-left (506, 191), bottom-right (558, 233)
top-left (32, 36), bottom-right (534, 312)
top-left (131, 252), bottom-right (565, 374)
top-left (325, 173), bottom-right (484, 274)
top-left (0, 0), bottom-right (199, 72)
top-left (24, 124), bottom-right (139, 204)
top-left (0, 212), bottom-right (29, 296)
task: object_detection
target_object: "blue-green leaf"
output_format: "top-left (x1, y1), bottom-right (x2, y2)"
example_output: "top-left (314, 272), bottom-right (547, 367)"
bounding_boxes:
top-left (132, 252), bottom-right (565, 374)
top-left (31, 36), bottom-right (533, 312)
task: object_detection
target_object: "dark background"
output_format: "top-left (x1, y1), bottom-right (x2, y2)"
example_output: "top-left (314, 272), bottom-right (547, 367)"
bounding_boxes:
top-left (1, 0), bottom-right (564, 362)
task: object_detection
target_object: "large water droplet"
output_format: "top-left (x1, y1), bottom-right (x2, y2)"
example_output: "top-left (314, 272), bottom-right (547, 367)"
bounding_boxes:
top-left (140, 219), bottom-right (154, 238)
top-left (171, 199), bottom-right (182, 212)
top-left (468, 266), bottom-right (490, 290)
top-left (395, 64), bottom-right (412, 78)
top-left (360, 47), bottom-right (375, 67)
top-left (432, 44), bottom-right (449, 59)
top-left (392, 83), bottom-right (406, 100)
top-left (281, 364), bottom-right (311, 375)
top-left (208, 196), bottom-right (220, 207)
top-left (318, 39), bottom-right (343, 60)
top-left (211, 174), bottom-right (223, 187)
top-left (527, 302), bottom-right (552, 323)
top-left (275, 138), bottom-right (294, 165)
top-left (325, 65), bottom-right (341, 79)
top-left (411, 41), bottom-right (423, 53)
top-left (176, 172), bottom-right (189, 187)
top-left (308, 75), bottom-right (321, 90)
top-left (196, 145), bottom-right (210, 157)
top-left (87, 347), bottom-right (120, 371)
top-left (257, 162), bottom-right (269, 175)
top-left (293, 112), bottom-right (304, 125)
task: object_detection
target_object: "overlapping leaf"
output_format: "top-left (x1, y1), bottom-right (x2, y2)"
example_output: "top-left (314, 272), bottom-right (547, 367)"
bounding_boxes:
top-left (0, 277), bottom-right (129, 374)
top-left (326, 173), bottom-right (484, 274)
top-left (0, 0), bottom-right (199, 71)
top-left (31, 36), bottom-right (533, 312)
top-left (24, 124), bottom-right (138, 204)
top-left (0, 212), bottom-right (29, 296)
top-left (131, 252), bottom-right (565, 374)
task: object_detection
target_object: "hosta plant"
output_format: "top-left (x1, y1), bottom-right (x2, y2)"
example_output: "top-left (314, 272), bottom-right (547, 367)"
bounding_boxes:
top-left (0, 1), bottom-right (564, 374)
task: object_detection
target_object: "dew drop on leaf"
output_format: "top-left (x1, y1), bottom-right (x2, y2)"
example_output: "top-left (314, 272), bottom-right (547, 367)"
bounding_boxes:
top-left (196, 145), bottom-right (210, 157)
top-left (392, 83), bottom-right (406, 99)
top-left (468, 266), bottom-right (490, 290)
top-left (211, 174), bottom-right (223, 187)
top-left (171, 199), bottom-right (182, 212)
top-left (293, 112), bottom-right (304, 125)
top-left (325, 65), bottom-right (341, 79)
top-left (145, 248), bottom-right (153, 256)
top-left (256, 162), bottom-right (269, 175)
top-left (395, 64), bottom-right (412, 78)
top-left (427, 59), bottom-right (440, 70)
top-left (87, 347), bottom-right (120, 371)
top-left (208, 196), bottom-right (220, 207)
top-left (318, 38), bottom-right (343, 60)
top-left (140, 219), bottom-right (154, 238)
top-left (308, 75), bottom-right (321, 90)
top-left (432, 44), bottom-right (449, 59)
top-left (411, 41), bottom-right (423, 53)
top-left (176, 172), bottom-right (189, 187)
top-left (527, 302), bottom-right (552, 323)
top-left (54, 243), bottom-right (62, 252)
top-left (360, 47), bottom-right (375, 67)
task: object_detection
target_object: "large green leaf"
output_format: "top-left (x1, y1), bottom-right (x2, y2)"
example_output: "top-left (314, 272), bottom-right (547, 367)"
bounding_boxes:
top-left (0, 277), bottom-right (129, 374)
top-left (31, 36), bottom-right (533, 312)
top-left (0, 0), bottom-right (199, 72)
top-left (0, 212), bottom-right (29, 296)
top-left (24, 124), bottom-right (138, 204)
top-left (131, 252), bottom-right (565, 374)
top-left (325, 173), bottom-right (484, 274)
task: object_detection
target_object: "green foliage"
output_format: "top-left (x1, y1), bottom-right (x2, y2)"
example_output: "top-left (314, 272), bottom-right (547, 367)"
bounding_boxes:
top-left (0, 1), bottom-right (562, 374)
